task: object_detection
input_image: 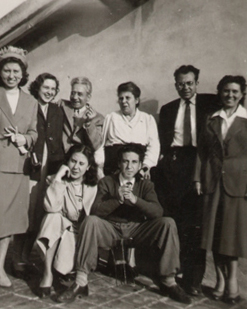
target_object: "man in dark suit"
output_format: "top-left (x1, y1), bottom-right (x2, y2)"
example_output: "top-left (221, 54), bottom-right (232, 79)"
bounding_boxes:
top-left (57, 143), bottom-right (191, 305)
top-left (154, 65), bottom-right (220, 295)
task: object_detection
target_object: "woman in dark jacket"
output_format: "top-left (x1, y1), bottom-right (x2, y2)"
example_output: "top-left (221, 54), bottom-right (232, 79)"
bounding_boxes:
top-left (20, 73), bottom-right (65, 265)
top-left (195, 75), bottom-right (247, 304)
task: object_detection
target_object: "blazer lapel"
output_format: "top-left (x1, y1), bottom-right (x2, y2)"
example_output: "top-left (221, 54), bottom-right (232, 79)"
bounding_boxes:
top-left (63, 104), bottom-right (74, 131)
top-left (208, 116), bottom-right (223, 146)
top-left (14, 90), bottom-right (32, 125)
top-left (224, 117), bottom-right (245, 143)
top-left (0, 87), bottom-right (16, 128)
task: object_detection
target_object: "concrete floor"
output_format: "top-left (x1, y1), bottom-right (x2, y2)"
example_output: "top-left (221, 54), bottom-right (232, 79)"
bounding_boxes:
top-left (1, 247), bottom-right (247, 309)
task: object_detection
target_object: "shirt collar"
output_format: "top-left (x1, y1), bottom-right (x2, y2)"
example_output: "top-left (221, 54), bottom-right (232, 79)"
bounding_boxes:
top-left (119, 173), bottom-right (135, 188)
top-left (121, 108), bottom-right (140, 122)
top-left (212, 104), bottom-right (247, 119)
top-left (181, 93), bottom-right (197, 106)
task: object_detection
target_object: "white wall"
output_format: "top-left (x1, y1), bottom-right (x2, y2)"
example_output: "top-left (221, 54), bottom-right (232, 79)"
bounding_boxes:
top-left (19, 0), bottom-right (247, 116)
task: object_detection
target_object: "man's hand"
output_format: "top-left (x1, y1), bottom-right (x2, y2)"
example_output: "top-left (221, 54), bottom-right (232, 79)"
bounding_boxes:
top-left (84, 104), bottom-right (96, 120)
top-left (118, 184), bottom-right (137, 204)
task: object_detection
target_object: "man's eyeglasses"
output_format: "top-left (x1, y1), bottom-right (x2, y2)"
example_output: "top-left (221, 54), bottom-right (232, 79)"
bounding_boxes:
top-left (176, 81), bottom-right (195, 89)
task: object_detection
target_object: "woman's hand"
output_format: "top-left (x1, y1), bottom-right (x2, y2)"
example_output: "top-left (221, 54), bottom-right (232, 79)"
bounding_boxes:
top-left (55, 165), bottom-right (71, 182)
top-left (139, 165), bottom-right (150, 179)
top-left (195, 181), bottom-right (203, 195)
top-left (14, 134), bottom-right (26, 147)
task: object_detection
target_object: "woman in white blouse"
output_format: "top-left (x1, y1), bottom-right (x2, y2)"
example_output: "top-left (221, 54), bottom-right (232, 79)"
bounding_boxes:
top-left (36, 145), bottom-right (98, 298)
top-left (102, 81), bottom-right (160, 179)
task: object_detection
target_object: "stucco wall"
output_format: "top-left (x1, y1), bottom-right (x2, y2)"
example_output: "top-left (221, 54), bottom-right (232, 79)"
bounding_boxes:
top-left (18, 0), bottom-right (247, 116)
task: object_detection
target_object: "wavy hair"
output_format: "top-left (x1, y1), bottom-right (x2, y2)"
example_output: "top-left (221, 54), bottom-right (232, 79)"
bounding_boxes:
top-left (65, 145), bottom-right (98, 186)
top-left (29, 73), bottom-right (59, 100)
top-left (0, 57), bottom-right (29, 87)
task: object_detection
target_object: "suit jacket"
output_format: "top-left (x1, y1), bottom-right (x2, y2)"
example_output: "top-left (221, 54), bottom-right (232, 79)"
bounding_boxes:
top-left (60, 100), bottom-right (104, 153)
top-left (158, 93), bottom-right (219, 153)
top-left (31, 103), bottom-right (65, 180)
top-left (196, 114), bottom-right (247, 197)
top-left (0, 87), bottom-right (38, 173)
top-left (91, 173), bottom-right (163, 222)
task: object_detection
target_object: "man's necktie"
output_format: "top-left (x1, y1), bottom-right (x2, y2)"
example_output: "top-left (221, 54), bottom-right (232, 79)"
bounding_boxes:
top-left (183, 100), bottom-right (192, 146)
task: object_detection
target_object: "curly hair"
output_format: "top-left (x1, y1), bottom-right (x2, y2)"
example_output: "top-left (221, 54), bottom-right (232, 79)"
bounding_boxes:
top-left (65, 145), bottom-right (98, 186)
top-left (29, 73), bottom-right (60, 100)
top-left (70, 77), bottom-right (92, 96)
top-left (117, 81), bottom-right (141, 107)
top-left (0, 57), bottom-right (29, 87)
top-left (174, 65), bottom-right (200, 82)
top-left (117, 143), bottom-right (145, 164)
top-left (217, 75), bottom-right (246, 106)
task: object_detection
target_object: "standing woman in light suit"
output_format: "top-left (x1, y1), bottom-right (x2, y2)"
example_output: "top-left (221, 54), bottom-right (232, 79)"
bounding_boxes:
top-left (0, 46), bottom-right (37, 288)
top-left (195, 75), bottom-right (247, 304)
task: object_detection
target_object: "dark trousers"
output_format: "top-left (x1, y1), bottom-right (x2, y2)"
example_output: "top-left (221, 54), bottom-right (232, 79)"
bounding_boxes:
top-left (152, 146), bottom-right (206, 288)
top-left (75, 216), bottom-right (180, 277)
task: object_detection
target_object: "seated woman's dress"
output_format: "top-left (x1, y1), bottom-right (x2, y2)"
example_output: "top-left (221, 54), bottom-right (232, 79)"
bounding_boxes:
top-left (36, 177), bottom-right (97, 274)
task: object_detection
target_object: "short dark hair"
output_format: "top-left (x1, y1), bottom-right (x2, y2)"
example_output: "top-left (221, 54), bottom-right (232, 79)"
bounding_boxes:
top-left (29, 73), bottom-right (60, 100)
top-left (117, 81), bottom-right (141, 107)
top-left (174, 65), bottom-right (200, 82)
top-left (65, 145), bottom-right (98, 186)
top-left (0, 57), bottom-right (29, 87)
top-left (217, 75), bottom-right (246, 106)
top-left (117, 143), bottom-right (145, 164)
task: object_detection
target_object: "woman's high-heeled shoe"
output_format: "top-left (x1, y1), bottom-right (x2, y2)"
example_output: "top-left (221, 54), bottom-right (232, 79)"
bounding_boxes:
top-left (37, 286), bottom-right (51, 298)
top-left (224, 291), bottom-right (241, 304)
top-left (212, 289), bottom-right (224, 301)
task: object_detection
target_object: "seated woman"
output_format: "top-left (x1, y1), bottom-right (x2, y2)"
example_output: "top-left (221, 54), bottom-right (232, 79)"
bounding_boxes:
top-left (36, 145), bottom-right (98, 298)
top-left (101, 81), bottom-right (160, 179)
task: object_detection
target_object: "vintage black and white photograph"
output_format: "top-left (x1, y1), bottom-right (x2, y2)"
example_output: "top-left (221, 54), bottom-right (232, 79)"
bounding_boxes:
top-left (0, 0), bottom-right (246, 308)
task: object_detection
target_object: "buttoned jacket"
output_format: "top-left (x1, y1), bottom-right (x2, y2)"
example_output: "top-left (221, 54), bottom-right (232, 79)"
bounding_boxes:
top-left (196, 113), bottom-right (247, 197)
top-left (0, 87), bottom-right (38, 173)
top-left (158, 93), bottom-right (219, 153)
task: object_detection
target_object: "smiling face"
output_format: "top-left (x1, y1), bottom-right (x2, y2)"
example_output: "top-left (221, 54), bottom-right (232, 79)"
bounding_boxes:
top-left (220, 82), bottom-right (243, 110)
top-left (175, 72), bottom-right (198, 100)
top-left (0, 62), bottom-right (23, 90)
top-left (70, 83), bottom-right (90, 109)
top-left (67, 152), bottom-right (89, 182)
top-left (119, 151), bottom-right (142, 180)
top-left (118, 91), bottom-right (138, 117)
top-left (38, 79), bottom-right (57, 104)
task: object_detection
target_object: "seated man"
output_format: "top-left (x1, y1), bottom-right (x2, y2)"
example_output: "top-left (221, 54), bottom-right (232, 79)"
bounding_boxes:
top-left (57, 143), bottom-right (191, 304)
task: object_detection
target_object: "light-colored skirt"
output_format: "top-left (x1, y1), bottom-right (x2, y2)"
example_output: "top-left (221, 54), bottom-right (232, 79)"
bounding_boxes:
top-left (36, 212), bottom-right (78, 275)
top-left (0, 172), bottom-right (29, 238)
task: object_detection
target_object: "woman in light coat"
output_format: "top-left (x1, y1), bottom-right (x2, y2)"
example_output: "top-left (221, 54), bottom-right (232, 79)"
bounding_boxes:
top-left (195, 75), bottom-right (247, 304)
top-left (0, 46), bottom-right (37, 288)
top-left (36, 145), bottom-right (98, 298)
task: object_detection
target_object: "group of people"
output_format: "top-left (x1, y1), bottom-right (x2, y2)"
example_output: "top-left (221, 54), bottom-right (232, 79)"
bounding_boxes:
top-left (0, 45), bottom-right (246, 306)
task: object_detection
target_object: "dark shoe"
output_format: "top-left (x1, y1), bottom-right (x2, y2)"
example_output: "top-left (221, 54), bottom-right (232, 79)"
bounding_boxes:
top-left (185, 285), bottom-right (203, 296)
top-left (38, 287), bottom-right (51, 299)
top-left (57, 283), bottom-right (89, 303)
top-left (223, 291), bottom-right (241, 304)
top-left (11, 262), bottom-right (30, 280)
top-left (160, 284), bottom-right (192, 304)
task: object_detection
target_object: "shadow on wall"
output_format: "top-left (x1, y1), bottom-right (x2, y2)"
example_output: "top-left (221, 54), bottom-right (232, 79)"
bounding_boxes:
top-left (139, 99), bottom-right (159, 123)
top-left (16, 0), bottom-right (153, 52)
